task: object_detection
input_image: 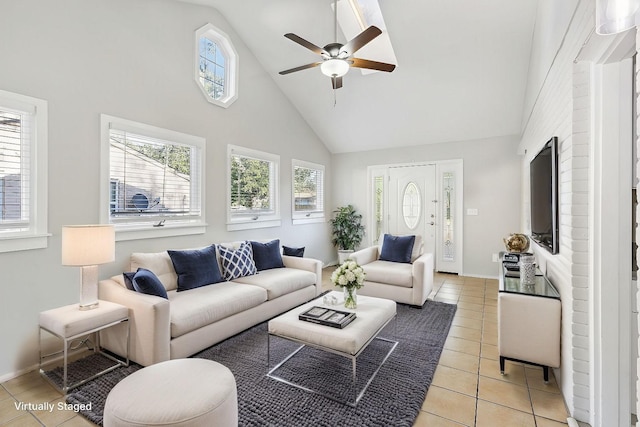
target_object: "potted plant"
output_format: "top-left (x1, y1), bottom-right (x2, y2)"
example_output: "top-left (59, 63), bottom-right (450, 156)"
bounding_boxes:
top-left (330, 205), bottom-right (365, 263)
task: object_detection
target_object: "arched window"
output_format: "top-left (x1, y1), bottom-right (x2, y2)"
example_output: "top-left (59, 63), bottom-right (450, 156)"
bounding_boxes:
top-left (195, 24), bottom-right (238, 108)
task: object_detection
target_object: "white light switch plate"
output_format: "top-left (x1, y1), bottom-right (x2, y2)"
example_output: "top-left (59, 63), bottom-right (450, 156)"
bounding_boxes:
top-left (467, 208), bottom-right (478, 216)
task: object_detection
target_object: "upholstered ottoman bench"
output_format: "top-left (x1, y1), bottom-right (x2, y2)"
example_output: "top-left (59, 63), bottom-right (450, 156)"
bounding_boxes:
top-left (103, 359), bottom-right (237, 427)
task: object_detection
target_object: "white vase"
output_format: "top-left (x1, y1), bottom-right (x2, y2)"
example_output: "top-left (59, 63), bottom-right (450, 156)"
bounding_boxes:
top-left (337, 249), bottom-right (353, 264)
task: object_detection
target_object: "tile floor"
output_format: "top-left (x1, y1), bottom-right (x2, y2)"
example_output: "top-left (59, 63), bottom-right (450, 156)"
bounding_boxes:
top-left (0, 271), bottom-right (573, 426)
top-left (414, 272), bottom-right (571, 427)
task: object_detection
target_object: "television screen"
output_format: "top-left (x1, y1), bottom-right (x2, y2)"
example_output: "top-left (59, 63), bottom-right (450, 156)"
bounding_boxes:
top-left (530, 136), bottom-right (559, 254)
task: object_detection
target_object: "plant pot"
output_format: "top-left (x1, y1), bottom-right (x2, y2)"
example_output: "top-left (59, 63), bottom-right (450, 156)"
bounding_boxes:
top-left (337, 249), bottom-right (354, 264)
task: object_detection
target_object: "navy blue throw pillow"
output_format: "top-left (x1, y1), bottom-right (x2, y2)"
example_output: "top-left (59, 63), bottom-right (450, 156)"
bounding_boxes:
top-left (379, 234), bottom-right (416, 264)
top-left (122, 272), bottom-right (136, 291)
top-left (283, 245), bottom-right (305, 257)
top-left (168, 245), bottom-right (224, 292)
top-left (251, 240), bottom-right (285, 271)
top-left (132, 268), bottom-right (168, 299)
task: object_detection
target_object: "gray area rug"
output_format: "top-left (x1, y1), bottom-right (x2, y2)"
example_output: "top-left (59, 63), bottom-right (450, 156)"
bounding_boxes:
top-left (48, 300), bottom-right (456, 426)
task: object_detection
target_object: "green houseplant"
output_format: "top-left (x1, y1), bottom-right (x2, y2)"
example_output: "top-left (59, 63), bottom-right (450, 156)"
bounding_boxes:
top-left (330, 205), bottom-right (365, 263)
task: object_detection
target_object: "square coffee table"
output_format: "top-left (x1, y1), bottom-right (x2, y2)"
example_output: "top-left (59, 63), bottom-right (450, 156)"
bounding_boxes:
top-left (267, 291), bottom-right (397, 406)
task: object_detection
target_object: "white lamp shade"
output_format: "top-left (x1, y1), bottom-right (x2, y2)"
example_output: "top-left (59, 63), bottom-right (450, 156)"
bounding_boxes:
top-left (62, 225), bottom-right (115, 266)
top-left (596, 0), bottom-right (640, 34)
top-left (321, 59), bottom-right (350, 77)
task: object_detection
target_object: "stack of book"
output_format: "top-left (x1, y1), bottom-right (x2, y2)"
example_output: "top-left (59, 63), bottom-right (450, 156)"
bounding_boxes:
top-left (299, 306), bottom-right (356, 329)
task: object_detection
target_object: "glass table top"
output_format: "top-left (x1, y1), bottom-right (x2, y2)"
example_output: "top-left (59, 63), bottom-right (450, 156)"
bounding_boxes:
top-left (500, 273), bottom-right (560, 299)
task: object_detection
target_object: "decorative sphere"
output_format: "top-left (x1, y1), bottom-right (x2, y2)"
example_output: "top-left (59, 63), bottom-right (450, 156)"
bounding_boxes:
top-left (503, 233), bottom-right (530, 253)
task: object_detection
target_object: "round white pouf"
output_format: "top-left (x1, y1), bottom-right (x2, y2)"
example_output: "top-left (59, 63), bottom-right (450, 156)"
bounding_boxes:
top-left (103, 359), bottom-right (237, 427)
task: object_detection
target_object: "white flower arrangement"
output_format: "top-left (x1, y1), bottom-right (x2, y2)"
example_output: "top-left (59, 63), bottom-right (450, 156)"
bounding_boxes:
top-left (331, 260), bottom-right (365, 290)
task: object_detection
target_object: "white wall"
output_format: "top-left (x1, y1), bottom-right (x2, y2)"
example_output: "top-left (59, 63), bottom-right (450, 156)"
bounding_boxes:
top-left (331, 135), bottom-right (522, 278)
top-left (517, 0), bottom-right (591, 421)
top-left (0, 0), bottom-right (334, 380)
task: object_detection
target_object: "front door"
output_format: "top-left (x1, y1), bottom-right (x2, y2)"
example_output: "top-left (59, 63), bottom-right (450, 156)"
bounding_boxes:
top-left (388, 165), bottom-right (436, 260)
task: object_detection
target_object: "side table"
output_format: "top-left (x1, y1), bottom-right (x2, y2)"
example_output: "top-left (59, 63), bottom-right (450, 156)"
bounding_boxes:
top-left (498, 256), bottom-right (561, 382)
top-left (39, 300), bottom-right (129, 393)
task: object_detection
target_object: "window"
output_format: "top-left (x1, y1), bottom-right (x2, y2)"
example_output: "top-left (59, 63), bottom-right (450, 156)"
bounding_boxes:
top-left (292, 159), bottom-right (325, 224)
top-left (195, 23), bottom-right (238, 108)
top-left (100, 115), bottom-right (205, 240)
top-left (0, 90), bottom-right (48, 253)
top-left (227, 145), bottom-right (280, 231)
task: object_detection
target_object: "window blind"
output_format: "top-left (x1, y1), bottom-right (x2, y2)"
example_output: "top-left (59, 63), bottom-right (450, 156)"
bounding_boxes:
top-left (229, 154), bottom-right (275, 215)
top-left (293, 164), bottom-right (324, 215)
top-left (0, 107), bottom-right (31, 231)
top-left (108, 128), bottom-right (201, 223)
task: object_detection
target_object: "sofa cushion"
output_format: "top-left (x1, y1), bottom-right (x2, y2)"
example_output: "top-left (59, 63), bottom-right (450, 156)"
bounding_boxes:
top-left (218, 242), bottom-right (257, 280)
top-left (131, 251), bottom-right (178, 292)
top-left (168, 245), bottom-right (224, 292)
top-left (379, 234), bottom-right (415, 263)
top-left (168, 282), bottom-right (267, 338)
top-left (251, 239), bottom-right (285, 271)
top-left (233, 268), bottom-right (316, 300)
top-left (132, 268), bottom-right (169, 299)
top-left (122, 272), bottom-right (136, 291)
top-left (361, 260), bottom-right (413, 288)
top-left (282, 245), bottom-right (305, 257)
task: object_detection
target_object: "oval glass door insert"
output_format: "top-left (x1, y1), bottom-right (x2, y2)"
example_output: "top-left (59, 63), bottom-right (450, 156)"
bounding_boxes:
top-left (402, 182), bottom-right (421, 230)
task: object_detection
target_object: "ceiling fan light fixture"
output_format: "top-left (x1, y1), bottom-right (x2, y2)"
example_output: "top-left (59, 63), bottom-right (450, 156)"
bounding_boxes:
top-left (321, 58), bottom-right (350, 77)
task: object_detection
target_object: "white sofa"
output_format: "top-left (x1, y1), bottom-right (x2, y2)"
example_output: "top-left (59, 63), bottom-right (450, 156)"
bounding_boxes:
top-left (98, 241), bottom-right (322, 367)
top-left (348, 235), bottom-right (433, 307)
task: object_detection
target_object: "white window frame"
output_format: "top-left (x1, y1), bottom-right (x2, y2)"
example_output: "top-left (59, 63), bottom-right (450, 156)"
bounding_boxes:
top-left (0, 90), bottom-right (49, 253)
top-left (100, 114), bottom-right (206, 241)
top-left (227, 144), bottom-right (280, 231)
top-left (195, 23), bottom-right (239, 108)
top-left (292, 159), bottom-right (325, 225)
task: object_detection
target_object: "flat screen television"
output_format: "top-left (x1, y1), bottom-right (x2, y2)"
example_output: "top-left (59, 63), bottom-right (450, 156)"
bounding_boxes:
top-left (530, 136), bottom-right (559, 254)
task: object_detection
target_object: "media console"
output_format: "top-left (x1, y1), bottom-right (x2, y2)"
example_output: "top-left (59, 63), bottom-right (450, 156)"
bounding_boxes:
top-left (498, 253), bottom-right (561, 382)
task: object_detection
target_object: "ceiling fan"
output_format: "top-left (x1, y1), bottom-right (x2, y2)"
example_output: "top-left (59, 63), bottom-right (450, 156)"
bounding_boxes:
top-left (278, 0), bottom-right (396, 90)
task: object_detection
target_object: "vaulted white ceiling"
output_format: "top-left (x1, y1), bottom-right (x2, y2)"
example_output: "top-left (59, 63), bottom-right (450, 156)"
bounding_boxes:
top-left (183, 0), bottom-right (538, 153)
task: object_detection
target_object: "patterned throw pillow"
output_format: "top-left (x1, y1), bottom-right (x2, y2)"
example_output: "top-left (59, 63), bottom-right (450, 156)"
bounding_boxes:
top-left (218, 241), bottom-right (258, 280)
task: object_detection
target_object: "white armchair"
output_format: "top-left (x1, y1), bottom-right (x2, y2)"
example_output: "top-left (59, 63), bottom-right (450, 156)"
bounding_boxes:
top-left (348, 235), bottom-right (433, 307)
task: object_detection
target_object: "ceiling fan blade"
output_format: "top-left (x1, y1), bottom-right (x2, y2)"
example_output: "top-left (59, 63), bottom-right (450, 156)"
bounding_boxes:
top-left (284, 33), bottom-right (327, 55)
top-left (350, 58), bottom-right (396, 72)
top-left (331, 76), bottom-right (343, 90)
top-left (279, 62), bottom-right (322, 75)
top-left (340, 26), bottom-right (382, 56)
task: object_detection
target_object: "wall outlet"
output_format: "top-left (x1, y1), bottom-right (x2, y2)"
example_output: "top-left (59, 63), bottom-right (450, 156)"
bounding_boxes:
top-left (492, 253), bottom-right (498, 262)
top-left (467, 208), bottom-right (479, 216)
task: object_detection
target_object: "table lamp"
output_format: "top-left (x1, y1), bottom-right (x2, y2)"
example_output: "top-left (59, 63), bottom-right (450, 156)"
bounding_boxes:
top-left (62, 225), bottom-right (115, 310)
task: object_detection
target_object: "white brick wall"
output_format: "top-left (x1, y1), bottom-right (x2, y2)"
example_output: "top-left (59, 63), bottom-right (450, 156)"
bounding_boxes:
top-left (518, 1), bottom-right (594, 421)
top-left (635, 26), bottom-right (640, 426)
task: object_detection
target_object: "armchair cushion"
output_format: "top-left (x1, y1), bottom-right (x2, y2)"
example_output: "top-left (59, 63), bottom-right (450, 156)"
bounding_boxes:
top-left (360, 260), bottom-right (413, 288)
top-left (379, 234), bottom-right (415, 263)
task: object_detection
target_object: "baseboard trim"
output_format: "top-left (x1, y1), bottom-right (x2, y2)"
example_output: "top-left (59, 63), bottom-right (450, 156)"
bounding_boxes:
top-left (0, 363), bottom-right (39, 383)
